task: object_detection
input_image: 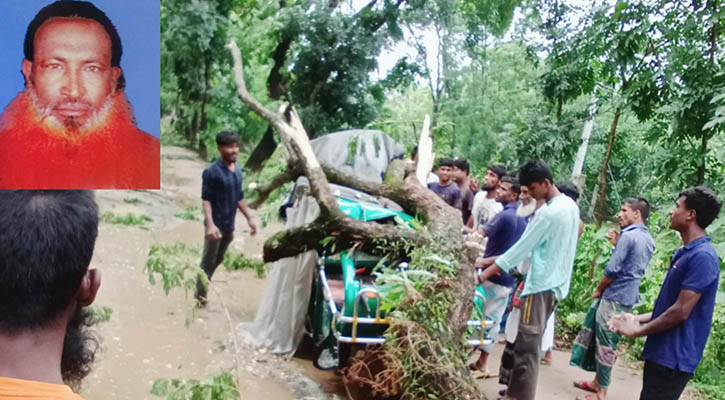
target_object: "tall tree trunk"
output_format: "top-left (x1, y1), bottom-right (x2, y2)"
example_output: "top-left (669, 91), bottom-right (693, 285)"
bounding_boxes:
top-left (697, 0), bottom-right (719, 184)
top-left (596, 107), bottom-right (621, 226)
top-left (556, 96), bottom-right (563, 122)
top-left (245, 0), bottom-right (362, 171)
top-left (199, 57), bottom-right (211, 150)
top-left (190, 109), bottom-right (199, 148)
top-left (697, 133), bottom-right (708, 184)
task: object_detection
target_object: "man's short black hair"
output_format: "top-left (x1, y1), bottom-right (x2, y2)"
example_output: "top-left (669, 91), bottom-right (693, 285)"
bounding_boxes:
top-left (24, 0), bottom-right (125, 90)
top-left (622, 197), bottom-right (651, 222)
top-left (216, 131), bottom-right (240, 146)
top-left (0, 191), bottom-right (99, 333)
top-left (678, 186), bottom-right (722, 229)
top-left (519, 160), bottom-right (554, 188)
top-left (437, 157), bottom-right (456, 168)
top-left (453, 158), bottom-right (470, 174)
top-left (488, 164), bottom-right (507, 179)
top-left (556, 181), bottom-right (580, 202)
top-left (501, 175), bottom-right (521, 195)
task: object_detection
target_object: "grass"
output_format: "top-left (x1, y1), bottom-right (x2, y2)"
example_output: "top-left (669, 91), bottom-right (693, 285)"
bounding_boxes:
top-left (101, 212), bottom-right (152, 227)
top-left (145, 242), bottom-right (204, 297)
top-left (123, 197), bottom-right (144, 205)
top-left (151, 371), bottom-right (239, 399)
top-left (175, 206), bottom-right (201, 221)
top-left (87, 305), bottom-right (113, 324)
top-left (223, 249), bottom-right (266, 278)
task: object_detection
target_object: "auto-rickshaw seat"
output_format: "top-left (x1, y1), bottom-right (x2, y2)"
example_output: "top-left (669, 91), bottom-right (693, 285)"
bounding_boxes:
top-left (327, 279), bottom-right (346, 306)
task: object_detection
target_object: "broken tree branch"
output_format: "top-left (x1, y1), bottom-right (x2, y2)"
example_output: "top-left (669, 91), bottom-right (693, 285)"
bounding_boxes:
top-left (228, 40), bottom-right (424, 262)
top-left (247, 166), bottom-right (301, 209)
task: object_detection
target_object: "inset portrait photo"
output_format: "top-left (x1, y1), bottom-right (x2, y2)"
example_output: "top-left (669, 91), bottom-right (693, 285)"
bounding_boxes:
top-left (0, 0), bottom-right (160, 189)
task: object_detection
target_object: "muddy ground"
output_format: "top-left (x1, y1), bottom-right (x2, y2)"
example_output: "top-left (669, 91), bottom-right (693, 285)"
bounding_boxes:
top-left (80, 145), bottom-right (696, 400)
top-left (81, 146), bottom-right (338, 400)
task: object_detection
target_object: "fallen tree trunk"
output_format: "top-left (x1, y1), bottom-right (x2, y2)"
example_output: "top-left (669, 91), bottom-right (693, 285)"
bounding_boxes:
top-left (227, 39), bottom-right (483, 399)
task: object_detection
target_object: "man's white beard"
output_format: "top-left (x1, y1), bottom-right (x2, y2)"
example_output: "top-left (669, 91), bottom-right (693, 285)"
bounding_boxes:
top-left (517, 199), bottom-right (537, 217)
top-left (28, 87), bottom-right (113, 135)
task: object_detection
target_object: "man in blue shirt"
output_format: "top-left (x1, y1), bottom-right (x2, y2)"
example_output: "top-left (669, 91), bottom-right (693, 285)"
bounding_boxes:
top-left (470, 176), bottom-right (527, 377)
top-left (479, 160), bottom-right (580, 400)
top-left (195, 131), bottom-right (257, 305)
top-left (611, 186), bottom-right (722, 400)
top-left (427, 158), bottom-right (462, 210)
top-left (571, 198), bottom-right (655, 400)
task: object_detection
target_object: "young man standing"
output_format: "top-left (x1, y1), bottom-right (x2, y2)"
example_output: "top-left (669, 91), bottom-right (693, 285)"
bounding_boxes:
top-left (610, 187), bottom-right (722, 400)
top-left (195, 131), bottom-right (257, 304)
top-left (452, 158), bottom-right (475, 223)
top-left (479, 160), bottom-right (580, 400)
top-left (571, 198), bottom-right (655, 400)
top-left (0, 191), bottom-right (101, 399)
top-left (427, 157), bottom-right (462, 209)
top-left (471, 176), bottom-right (527, 377)
top-left (469, 164), bottom-right (507, 232)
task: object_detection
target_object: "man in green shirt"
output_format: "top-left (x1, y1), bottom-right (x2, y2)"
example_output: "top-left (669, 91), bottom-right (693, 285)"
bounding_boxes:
top-left (479, 159), bottom-right (580, 400)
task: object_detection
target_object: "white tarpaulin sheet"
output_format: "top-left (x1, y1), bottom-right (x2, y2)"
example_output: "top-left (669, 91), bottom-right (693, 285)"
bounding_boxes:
top-left (238, 130), bottom-right (404, 355)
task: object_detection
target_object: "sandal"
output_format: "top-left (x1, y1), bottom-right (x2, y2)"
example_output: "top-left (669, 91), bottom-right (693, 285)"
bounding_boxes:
top-left (472, 369), bottom-right (499, 379)
top-left (575, 395), bottom-right (598, 400)
top-left (573, 380), bottom-right (598, 393)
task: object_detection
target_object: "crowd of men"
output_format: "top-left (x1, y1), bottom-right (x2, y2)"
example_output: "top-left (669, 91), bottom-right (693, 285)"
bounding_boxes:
top-left (426, 157), bottom-right (722, 400)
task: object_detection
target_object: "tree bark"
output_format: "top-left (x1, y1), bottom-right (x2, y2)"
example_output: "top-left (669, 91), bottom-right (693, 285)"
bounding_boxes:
top-left (596, 107), bottom-right (621, 226)
top-left (247, 166), bottom-right (301, 209)
top-left (697, 133), bottom-right (708, 185)
top-left (245, 30), bottom-right (295, 172)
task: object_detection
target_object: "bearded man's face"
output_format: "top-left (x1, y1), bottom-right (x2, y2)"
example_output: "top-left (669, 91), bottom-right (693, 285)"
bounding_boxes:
top-left (22, 17), bottom-right (120, 132)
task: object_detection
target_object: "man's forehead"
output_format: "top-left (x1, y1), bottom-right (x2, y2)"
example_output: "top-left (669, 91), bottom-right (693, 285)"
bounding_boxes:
top-left (33, 17), bottom-right (112, 60)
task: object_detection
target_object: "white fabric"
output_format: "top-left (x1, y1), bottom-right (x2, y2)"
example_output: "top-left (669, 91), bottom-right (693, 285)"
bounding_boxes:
top-left (310, 129), bottom-right (405, 184)
top-left (504, 306), bottom-right (555, 353)
top-left (239, 130), bottom-right (405, 355)
top-left (505, 308), bottom-right (520, 343)
top-left (237, 195), bottom-right (319, 354)
top-left (541, 310), bottom-right (555, 351)
top-left (471, 191), bottom-right (502, 231)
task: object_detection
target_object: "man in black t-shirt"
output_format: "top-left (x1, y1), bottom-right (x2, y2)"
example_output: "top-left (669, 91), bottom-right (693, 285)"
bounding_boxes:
top-left (195, 131), bottom-right (257, 304)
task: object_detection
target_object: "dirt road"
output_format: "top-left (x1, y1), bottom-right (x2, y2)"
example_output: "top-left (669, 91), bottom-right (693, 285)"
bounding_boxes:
top-left (80, 146), bottom-right (330, 400)
top-left (474, 337), bottom-right (699, 400)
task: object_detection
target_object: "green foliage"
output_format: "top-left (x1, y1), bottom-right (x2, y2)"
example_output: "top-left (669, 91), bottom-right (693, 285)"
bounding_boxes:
top-left (223, 249), bottom-right (266, 278)
top-left (101, 212), bottom-right (153, 227)
top-left (145, 242), bottom-right (206, 298)
top-left (87, 305), bottom-right (113, 324)
top-left (175, 206), bottom-right (202, 221)
top-left (693, 304), bottom-right (725, 399)
top-left (151, 371), bottom-right (239, 400)
top-left (370, 233), bottom-right (480, 398)
top-left (556, 224), bottom-right (611, 340)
